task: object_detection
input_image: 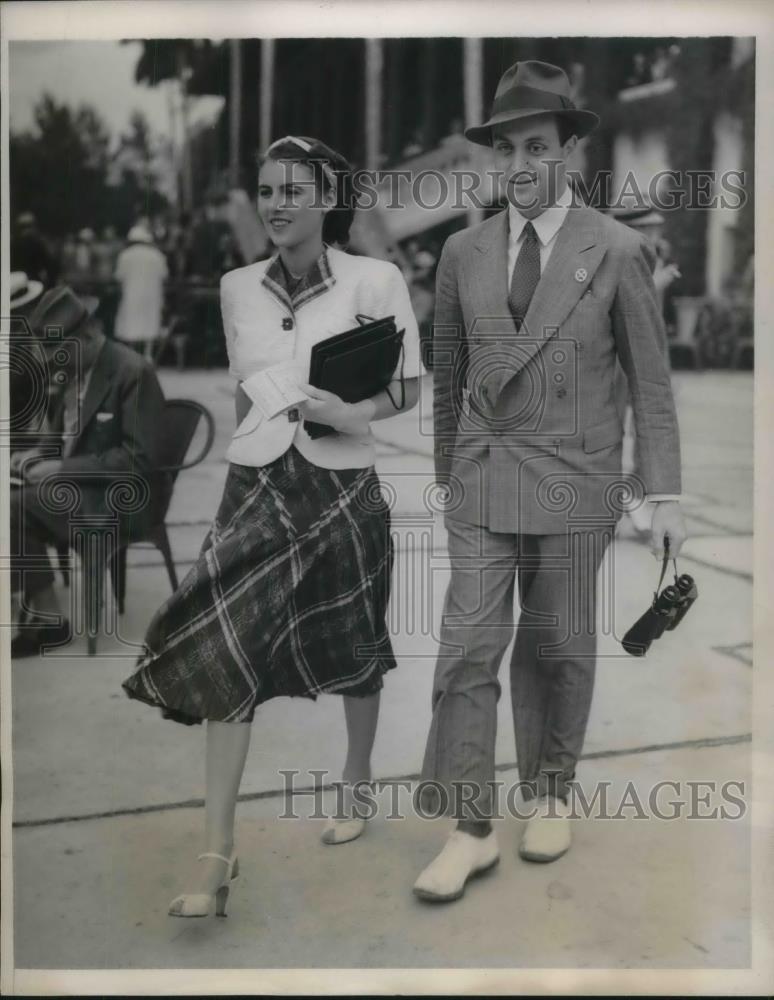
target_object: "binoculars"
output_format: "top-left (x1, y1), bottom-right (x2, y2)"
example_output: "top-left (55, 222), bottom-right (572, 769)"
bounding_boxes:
top-left (622, 560), bottom-right (698, 657)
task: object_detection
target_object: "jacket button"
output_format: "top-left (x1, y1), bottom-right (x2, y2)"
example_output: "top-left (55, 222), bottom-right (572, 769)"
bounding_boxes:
top-left (282, 317), bottom-right (294, 330)
top-left (556, 387), bottom-right (567, 398)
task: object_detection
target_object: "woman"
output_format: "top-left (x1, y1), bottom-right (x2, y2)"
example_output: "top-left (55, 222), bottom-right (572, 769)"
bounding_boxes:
top-left (122, 136), bottom-right (425, 918)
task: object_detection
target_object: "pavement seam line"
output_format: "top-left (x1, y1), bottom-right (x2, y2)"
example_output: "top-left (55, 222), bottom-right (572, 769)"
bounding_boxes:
top-left (12, 732), bottom-right (752, 830)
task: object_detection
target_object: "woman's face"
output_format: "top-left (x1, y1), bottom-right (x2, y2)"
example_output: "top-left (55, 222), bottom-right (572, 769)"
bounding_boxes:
top-left (257, 158), bottom-right (332, 251)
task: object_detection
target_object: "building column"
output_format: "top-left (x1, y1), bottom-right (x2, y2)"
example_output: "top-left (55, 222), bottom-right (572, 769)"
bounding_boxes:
top-left (365, 38), bottom-right (384, 171)
top-left (464, 37), bottom-right (485, 226)
top-left (260, 38), bottom-right (275, 151)
top-left (229, 39), bottom-right (242, 188)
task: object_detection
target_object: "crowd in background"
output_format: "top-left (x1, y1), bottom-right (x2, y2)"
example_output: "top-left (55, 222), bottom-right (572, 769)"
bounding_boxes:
top-left (10, 203), bottom-right (751, 374)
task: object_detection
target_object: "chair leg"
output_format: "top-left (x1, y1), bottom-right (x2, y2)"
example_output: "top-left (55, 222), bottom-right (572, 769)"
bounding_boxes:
top-left (57, 543), bottom-right (71, 587)
top-left (109, 546), bottom-right (128, 615)
top-left (81, 537), bottom-right (104, 657)
top-left (152, 524), bottom-right (179, 592)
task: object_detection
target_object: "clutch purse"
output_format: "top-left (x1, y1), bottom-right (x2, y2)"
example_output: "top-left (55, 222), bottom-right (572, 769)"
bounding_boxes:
top-left (621, 540), bottom-right (698, 656)
top-left (305, 314), bottom-right (405, 439)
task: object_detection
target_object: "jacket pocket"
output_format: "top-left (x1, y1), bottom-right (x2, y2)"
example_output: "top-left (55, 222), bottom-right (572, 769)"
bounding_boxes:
top-left (583, 416), bottom-right (623, 453)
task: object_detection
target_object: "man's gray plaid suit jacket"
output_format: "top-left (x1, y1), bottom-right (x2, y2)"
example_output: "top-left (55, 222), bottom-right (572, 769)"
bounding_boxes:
top-left (432, 203), bottom-right (681, 534)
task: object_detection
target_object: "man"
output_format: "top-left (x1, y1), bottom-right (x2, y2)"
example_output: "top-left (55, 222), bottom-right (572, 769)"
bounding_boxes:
top-left (10, 286), bottom-right (166, 657)
top-left (413, 61), bottom-right (686, 902)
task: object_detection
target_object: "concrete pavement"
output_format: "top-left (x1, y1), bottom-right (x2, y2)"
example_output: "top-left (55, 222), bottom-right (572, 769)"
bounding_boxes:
top-left (9, 370), bottom-right (753, 971)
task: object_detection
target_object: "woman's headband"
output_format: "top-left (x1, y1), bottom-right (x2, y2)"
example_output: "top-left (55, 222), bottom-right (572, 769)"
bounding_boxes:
top-left (265, 135), bottom-right (338, 192)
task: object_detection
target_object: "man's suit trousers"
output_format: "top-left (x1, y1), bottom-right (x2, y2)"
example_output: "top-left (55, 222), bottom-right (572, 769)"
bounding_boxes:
top-left (420, 517), bottom-right (614, 820)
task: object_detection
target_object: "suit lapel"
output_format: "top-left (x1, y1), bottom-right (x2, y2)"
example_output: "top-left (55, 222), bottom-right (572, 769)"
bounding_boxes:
top-left (69, 341), bottom-right (112, 453)
top-left (478, 204), bottom-right (608, 406)
top-left (523, 203), bottom-right (606, 338)
top-left (471, 211), bottom-right (518, 339)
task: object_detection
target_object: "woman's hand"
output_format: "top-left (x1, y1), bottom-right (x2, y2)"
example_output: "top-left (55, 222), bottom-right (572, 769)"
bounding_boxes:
top-left (297, 383), bottom-right (376, 436)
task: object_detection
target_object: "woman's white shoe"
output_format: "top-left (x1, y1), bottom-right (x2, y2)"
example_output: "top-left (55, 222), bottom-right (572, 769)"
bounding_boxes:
top-left (320, 815), bottom-right (367, 845)
top-left (168, 851), bottom-right (240, 918)
top-left (321, 781), bottom-right (370, 845)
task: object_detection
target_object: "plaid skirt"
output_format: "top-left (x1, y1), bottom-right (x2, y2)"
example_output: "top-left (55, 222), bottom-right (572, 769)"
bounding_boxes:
top-left (122, 446), bottom-right (396, 725)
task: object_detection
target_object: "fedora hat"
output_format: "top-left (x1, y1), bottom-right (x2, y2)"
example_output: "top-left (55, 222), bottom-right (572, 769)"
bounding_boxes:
top-left (28, 285), bottom-right (99, 340)
top-left (10, 271), bottom-right (44, 311)
top-left (465, 60), bottom-right (599, 147)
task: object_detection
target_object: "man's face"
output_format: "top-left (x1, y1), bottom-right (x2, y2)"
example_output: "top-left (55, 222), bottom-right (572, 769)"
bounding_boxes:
top-left (492, 114), bottom-right (576, 219)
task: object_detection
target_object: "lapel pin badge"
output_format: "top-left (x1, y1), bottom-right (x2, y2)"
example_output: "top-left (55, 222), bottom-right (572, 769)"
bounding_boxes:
top-left (574, 267), bottom-right (588, 283)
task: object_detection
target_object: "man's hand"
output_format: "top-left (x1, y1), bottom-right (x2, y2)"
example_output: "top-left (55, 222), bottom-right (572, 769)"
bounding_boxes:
top-left (650, 500), bottom-right (687, 559)
top-left (653, 261), bottom-right (681, 294)
top-left (297, 384), bottom-right (375, 436)
top-left (23, 459), bottom-right (63, 483)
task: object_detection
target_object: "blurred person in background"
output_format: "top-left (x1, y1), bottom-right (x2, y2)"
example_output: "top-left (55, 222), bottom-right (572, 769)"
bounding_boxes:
top-left (92, 226), bottom-right (121, 282)
top-left (187, 199), bottom-right (232, 280)
top-left (73, 228), bottom-right (95, 276)
top-left (114, 223), bottom-right (169, 361)
top-left (11, 212), bottom-right (58, 286)
top-left (60, 232), bottom-right (78, 282)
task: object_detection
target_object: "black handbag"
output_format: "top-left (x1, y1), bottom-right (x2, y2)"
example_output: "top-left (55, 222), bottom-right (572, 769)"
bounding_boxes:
top-left (304, 313), bottom-right (405, 439)
top-left (621, 540), bottom-right (698, 656)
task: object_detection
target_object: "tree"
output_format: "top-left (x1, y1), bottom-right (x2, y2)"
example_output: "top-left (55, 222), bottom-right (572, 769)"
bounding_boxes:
top-left (10, 93), bottom-right (167, 239)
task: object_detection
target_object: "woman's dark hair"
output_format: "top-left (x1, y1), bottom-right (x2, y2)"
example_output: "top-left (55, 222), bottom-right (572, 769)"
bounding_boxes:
top-left (258, 136), bottom-right (357, 246)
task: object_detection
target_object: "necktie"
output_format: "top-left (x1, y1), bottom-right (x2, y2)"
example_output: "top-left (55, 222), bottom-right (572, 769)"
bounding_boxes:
top-left (508, 221), bottom-right (541, 331)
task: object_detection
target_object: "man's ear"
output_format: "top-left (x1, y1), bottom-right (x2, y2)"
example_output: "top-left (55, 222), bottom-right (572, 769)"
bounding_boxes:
top-left (563, 134), bottom-right (578, 158)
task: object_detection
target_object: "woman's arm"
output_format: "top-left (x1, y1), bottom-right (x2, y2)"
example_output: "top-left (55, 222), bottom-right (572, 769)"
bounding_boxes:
top-left (298, 376), bottom-right (421, 436)
top-left (354, 376), bottom-right (421, 423)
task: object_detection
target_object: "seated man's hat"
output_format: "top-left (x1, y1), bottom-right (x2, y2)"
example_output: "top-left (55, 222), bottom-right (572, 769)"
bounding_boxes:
top-left (28, 285), bottom-right (99, 340)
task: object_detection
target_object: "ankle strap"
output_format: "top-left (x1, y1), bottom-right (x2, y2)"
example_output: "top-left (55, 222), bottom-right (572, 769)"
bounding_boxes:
top-left (197, 851), bottom-right (233, 865)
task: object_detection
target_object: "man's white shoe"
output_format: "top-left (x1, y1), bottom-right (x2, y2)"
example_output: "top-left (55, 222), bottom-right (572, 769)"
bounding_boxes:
top-left (413, 829), bottom-right (500, 902)
top-left (519, 794), bottom-right (572, 863)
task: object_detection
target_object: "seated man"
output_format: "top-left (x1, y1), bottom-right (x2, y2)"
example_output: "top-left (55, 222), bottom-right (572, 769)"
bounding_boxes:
top-left (10, 285), bottom-right (167, 657)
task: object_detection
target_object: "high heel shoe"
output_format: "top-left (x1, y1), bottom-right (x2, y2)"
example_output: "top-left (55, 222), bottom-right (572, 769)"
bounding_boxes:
top-left (168, 851), bottom-right (240, 918)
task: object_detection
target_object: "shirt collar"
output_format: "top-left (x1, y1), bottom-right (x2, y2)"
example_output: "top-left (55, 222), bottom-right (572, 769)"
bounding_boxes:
top-left (508, 183), bottom-right (573, 247)
top-left (262, 245), bottom-right (336, 314)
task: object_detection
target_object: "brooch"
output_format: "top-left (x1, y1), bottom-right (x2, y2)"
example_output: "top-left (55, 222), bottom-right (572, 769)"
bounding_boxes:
top-left (574, 268), bottom-right (588, 283)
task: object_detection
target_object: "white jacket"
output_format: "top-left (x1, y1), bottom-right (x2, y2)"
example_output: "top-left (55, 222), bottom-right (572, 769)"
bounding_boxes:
top-left (222, 246), bottom-right (425, 470)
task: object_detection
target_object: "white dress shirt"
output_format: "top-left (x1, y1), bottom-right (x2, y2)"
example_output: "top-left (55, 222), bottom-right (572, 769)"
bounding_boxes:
top-left (507, 183), bottom-right (573, 285)
top-left (507, 183), bottom-right (680, 505)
